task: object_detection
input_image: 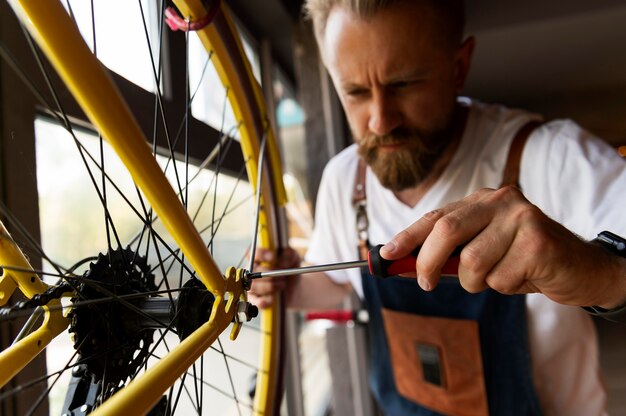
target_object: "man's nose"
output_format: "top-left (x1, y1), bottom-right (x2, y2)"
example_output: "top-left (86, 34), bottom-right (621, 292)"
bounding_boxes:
top-left (368, 92), bottom-right (402, 136)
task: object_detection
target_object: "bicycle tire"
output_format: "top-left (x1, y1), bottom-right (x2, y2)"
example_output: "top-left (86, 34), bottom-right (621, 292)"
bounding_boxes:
top-left (0, 0), bottom-right (287, 414)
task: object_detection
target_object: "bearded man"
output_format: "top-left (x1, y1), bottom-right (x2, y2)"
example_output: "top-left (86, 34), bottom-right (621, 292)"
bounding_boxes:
top-left (251, 0), bottom-right (626, 414)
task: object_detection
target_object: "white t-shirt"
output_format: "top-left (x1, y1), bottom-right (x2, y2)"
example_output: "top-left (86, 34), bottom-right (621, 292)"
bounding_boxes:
top-left (306, 99), bottom-right (626, 415)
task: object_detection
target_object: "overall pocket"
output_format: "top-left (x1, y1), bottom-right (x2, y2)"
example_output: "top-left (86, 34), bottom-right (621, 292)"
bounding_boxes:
top-left (381, 308), bottom-right (489, 416)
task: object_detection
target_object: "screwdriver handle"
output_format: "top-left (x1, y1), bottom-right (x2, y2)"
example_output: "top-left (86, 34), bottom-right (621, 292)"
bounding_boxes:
top-left (368, 244), bottom-right (463, 278)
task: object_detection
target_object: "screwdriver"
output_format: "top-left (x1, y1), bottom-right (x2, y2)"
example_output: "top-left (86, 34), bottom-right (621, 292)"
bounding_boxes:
top-left (247, 244), bottom-right (463, 280)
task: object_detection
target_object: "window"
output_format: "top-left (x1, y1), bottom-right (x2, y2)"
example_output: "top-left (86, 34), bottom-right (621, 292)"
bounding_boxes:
top-left (64, 0), bottom-right (160, 92)
top-left (188, 26), bottom-right (261, 133)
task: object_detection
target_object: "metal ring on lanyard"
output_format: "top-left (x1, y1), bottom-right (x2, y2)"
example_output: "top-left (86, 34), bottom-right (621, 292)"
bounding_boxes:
top-left (353, 159), bottom-right (370, 260)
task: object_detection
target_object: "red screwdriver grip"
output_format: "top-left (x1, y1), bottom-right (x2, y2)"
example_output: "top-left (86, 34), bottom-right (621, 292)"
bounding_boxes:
top-left (368, 244), bottom-right (462, 278)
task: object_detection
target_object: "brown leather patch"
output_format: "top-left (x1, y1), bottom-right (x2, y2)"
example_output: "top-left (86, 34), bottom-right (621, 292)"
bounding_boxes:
top-left (381, 308), bottom-right (489, 416)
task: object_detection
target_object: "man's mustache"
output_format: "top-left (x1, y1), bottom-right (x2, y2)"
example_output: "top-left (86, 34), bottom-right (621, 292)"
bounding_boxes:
top-left (360, 129), bottom-right (420, 148)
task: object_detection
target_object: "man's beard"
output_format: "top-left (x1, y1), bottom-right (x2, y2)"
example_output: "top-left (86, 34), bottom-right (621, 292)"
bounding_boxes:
top-left (357, 125), bottom-right (454, 192)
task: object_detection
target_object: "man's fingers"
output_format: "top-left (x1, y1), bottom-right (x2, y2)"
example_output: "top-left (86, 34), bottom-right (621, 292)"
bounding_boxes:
top-left (417, 200), bottom-right (494, 290)
top-left (249, 293), bottom-right (274, 309)
top-left (250, 277), bottom-right (286, 295)
top-left (253, 248), bottom-right (275, 267)
top-left (248, 247), bottom-right (301, 310)
top-left (277, 247), bottom-right (301, 269)
top-left (377, 186), bottom-right (569, 298)
top-left (455, 221), bottom-right (516, 293)
top-left (249, 275), bottom-right (291, 309)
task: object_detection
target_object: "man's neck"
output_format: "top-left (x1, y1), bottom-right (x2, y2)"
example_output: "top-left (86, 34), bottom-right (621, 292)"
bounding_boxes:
top-left (393, 105), bottom-right (469, 207)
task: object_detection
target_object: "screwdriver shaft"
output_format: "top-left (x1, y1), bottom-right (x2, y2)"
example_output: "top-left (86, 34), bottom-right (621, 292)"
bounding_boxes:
top-left (248, 259), bottom-right (368, 279)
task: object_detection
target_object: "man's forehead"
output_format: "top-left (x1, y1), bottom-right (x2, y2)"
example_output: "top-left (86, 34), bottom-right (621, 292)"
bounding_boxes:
top-left (322, 3), bottom-right (441, 68)
top-left (323, 2), bottom-right (439, 46)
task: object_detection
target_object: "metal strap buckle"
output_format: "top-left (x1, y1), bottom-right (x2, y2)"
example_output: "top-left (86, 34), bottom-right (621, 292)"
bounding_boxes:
top-left (355, 201), bottom-right (369, 242)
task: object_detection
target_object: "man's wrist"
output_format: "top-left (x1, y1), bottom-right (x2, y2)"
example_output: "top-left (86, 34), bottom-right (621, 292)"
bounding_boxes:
top-left (584, 231), bottom-right (626, 322)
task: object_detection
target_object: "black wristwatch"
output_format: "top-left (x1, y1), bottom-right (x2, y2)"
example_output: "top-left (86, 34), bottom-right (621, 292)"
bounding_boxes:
top-left (583, 231), bottom-right (626, 323)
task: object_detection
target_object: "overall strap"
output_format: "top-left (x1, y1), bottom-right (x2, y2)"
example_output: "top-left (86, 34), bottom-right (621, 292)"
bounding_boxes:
top-left (500, 119), bottom-right (543, 188)
top-left (352, 158), bottom-right (369, 260)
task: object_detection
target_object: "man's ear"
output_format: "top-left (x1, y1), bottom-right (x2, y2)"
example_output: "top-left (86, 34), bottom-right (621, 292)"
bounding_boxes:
top-left (454, 36), bottom-right (475, 93)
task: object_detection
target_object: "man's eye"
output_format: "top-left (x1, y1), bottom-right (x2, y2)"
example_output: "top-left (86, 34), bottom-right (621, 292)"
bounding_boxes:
top-left (345, 88), bottom-right (368, 97)
top-left (391, 80), bottom-right (413, 89)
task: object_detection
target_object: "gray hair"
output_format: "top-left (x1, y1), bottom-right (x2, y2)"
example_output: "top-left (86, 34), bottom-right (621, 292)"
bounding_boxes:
top-left (304, 0), bottom-right (465, 48)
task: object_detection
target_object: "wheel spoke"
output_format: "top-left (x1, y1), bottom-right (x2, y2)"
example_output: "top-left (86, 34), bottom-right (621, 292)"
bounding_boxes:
top-left (248, 131), bottom-right (269, 272)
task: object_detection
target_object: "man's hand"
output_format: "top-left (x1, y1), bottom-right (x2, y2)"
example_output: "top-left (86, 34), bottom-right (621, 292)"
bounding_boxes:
top-left (248, 247), bottom-right (301, 309)
top-left (380, 186), bottom-right (626, 308)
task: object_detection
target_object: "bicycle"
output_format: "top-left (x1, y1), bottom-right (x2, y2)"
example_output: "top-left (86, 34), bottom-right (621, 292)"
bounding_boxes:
top-left (0, 0), bottom-right (288, 414)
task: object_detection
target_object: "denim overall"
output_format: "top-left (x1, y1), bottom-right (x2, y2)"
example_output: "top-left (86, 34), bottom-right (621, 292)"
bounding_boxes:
top-left (361, 270), bottom-right (543, 415)
top-left (355, 120), bottom-right (545, 414)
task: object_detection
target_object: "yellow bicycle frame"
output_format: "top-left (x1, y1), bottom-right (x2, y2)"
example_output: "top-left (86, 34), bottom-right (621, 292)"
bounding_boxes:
top-left (0, 222), bottom-right (69, 388)
top-left (2, 0), bottom-right (286, 414)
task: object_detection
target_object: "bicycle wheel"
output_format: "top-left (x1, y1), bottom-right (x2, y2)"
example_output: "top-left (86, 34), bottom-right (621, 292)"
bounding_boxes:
top-left (0, 0), bottom-right (287, 414)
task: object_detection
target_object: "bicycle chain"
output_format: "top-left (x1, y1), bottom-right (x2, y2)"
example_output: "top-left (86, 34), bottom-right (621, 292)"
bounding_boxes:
top-left (0, 281), bottom-right (73, 317)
